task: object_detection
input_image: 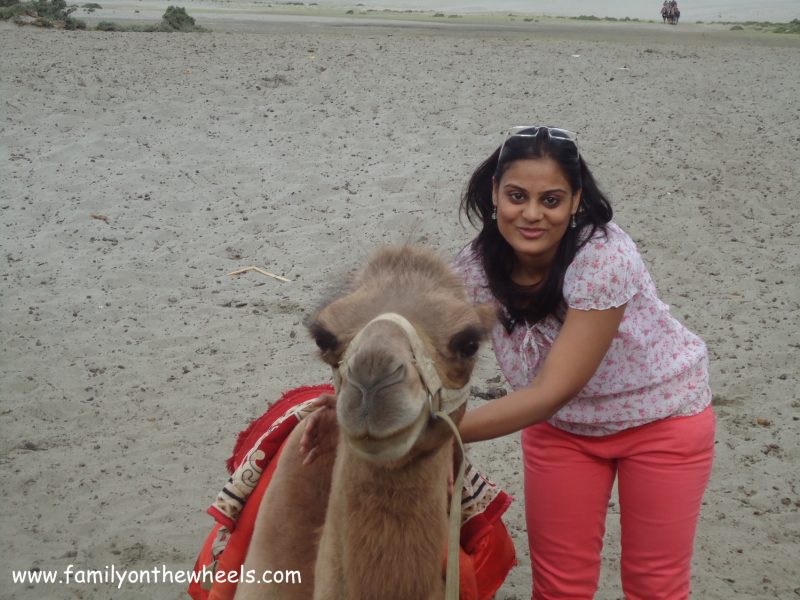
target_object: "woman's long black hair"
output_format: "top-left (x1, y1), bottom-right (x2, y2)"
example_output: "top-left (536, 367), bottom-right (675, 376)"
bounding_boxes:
top-left (460, 128), bottom-right (613, 330)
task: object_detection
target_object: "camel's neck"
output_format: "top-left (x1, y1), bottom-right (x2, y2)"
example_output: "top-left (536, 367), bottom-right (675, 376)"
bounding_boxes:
top-left (330, 441), bottom-right (452, 599)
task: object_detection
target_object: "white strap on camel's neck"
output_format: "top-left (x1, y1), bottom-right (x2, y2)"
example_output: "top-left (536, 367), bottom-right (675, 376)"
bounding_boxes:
top-left (334, 312), bottom-right (470, 416)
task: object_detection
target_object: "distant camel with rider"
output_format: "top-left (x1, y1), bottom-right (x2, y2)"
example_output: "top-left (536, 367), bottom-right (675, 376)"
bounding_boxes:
top-left (661, 0), bottom-right (680, 24)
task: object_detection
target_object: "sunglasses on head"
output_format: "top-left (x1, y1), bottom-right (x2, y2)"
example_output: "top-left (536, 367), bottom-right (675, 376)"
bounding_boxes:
top-left (498, 126), bottom-right (579, 161)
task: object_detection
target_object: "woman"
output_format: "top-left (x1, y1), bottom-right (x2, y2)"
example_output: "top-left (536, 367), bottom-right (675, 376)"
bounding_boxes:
top-left (453, 126), bottom-right (715, 599)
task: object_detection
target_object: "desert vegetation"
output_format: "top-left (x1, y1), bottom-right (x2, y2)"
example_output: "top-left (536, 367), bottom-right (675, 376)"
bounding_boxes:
top-left (1, 0), bottom-right (86, 29)
top-left (721, 19), bottom-right (800, 33)
top-left (0, 1), bottom-right (205, 31)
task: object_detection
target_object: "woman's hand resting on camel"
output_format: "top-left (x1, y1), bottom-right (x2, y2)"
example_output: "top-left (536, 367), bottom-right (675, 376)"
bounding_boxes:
top-left (299, 394), bottom-right (339, 465)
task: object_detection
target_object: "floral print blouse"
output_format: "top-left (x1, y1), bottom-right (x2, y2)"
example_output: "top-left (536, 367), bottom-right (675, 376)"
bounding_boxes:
top-left (452, 222), bottom-right (711, 436)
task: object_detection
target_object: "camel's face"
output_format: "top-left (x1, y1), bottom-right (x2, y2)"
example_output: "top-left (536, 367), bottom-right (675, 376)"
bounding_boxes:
top-left (308, 247), bottom-right (496, 465)
top-left (335, 318), bottom-right (431, 462)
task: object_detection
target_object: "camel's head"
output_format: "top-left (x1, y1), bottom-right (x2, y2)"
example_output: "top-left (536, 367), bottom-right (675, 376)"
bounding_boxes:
top-left (308, 246), bottom-right (495, 466)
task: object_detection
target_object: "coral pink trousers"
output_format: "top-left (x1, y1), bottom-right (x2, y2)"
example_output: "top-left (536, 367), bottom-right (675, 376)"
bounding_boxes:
top-left (521, 407), bottom-right (715, 600)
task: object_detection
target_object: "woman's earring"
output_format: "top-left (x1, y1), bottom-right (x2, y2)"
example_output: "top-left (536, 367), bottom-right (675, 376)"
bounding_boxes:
top-left (491, 206), bottom-right (497, 221)
top-left (570, 214), bottom-right (577, 229)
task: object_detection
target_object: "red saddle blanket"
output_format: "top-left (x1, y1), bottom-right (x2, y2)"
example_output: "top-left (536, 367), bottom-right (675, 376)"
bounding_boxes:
top-left (188, 384), bottom-right (515, 600)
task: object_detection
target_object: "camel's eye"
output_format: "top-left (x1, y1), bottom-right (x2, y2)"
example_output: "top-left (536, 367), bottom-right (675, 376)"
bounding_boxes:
top-left (310, 322), bottom-right (339, 354)
top-left (448, 327), bottom-right (482, 359)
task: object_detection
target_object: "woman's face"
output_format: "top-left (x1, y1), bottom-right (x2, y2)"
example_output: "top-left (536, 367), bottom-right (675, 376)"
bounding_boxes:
top-left (492, 157), bottom-right (581, 282)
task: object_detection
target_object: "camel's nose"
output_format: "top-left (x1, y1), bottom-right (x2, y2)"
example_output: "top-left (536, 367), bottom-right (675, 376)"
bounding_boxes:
top-left (337, 320), bottom-right (427, 445)
top-left (345, 321), bottom-right (410, 404)
top-left (346, 345), bottom-right (407, 402)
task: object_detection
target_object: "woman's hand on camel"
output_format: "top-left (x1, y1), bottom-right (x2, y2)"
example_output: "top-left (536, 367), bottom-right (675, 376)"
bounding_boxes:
top-left (299, 393), bottom-right (338, 465)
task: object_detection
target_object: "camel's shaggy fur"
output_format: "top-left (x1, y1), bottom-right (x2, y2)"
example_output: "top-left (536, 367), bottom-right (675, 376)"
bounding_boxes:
top-left (234, 246), bottom-right (495, 600)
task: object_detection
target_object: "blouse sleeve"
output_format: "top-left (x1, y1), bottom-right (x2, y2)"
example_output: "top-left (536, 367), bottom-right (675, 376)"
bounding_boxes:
top-left (450, 244), bottom-right (495, 305)
top-left (563, 224), bottom-right (646, 310)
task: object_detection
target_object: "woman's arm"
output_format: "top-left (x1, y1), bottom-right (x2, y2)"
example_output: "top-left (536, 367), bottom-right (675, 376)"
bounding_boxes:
top-left (459, 304), bottom-right (626, 443)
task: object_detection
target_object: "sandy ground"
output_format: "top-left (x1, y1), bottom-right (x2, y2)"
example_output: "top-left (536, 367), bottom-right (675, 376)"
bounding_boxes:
top-left (1, 11), bottom-right (799, 600)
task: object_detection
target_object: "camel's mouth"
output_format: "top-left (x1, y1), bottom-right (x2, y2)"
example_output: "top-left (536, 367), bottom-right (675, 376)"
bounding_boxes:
top-left (341, 396), bottom-right (430, 464)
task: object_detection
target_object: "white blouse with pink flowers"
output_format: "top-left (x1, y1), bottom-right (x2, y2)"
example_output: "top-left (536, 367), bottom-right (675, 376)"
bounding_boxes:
top-left (452, 222), bottom-right (711, 436)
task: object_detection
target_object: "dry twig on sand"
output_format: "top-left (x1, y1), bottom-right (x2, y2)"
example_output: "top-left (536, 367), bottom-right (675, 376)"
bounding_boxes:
top-left (227, 266), bottom-right (291, 282)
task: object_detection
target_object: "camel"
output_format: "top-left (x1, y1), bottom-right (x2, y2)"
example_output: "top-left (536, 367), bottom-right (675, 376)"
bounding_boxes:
top-left (232, 246), bottom-right (495, 600)
top-left (662, 2), bottom-right (680, 24)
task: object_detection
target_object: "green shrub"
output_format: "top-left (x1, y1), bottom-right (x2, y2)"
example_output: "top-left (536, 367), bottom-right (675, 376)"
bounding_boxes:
top-left (772, 19), bottom-right (800, 34)
top-left (156, 5), bottom-right (204, 30)
top-left (161, 5), bottom-right (192, 28)
top-left (34, 0), bottom-right (73, 19)
top-left (730, 25), bottom-right (743, 30)
top-left (64, 13), bottom-right (84, 27)
top-left (1, 0), bottom-right (88, 27)
top-left (0, 3), bottom-right (26, 17)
